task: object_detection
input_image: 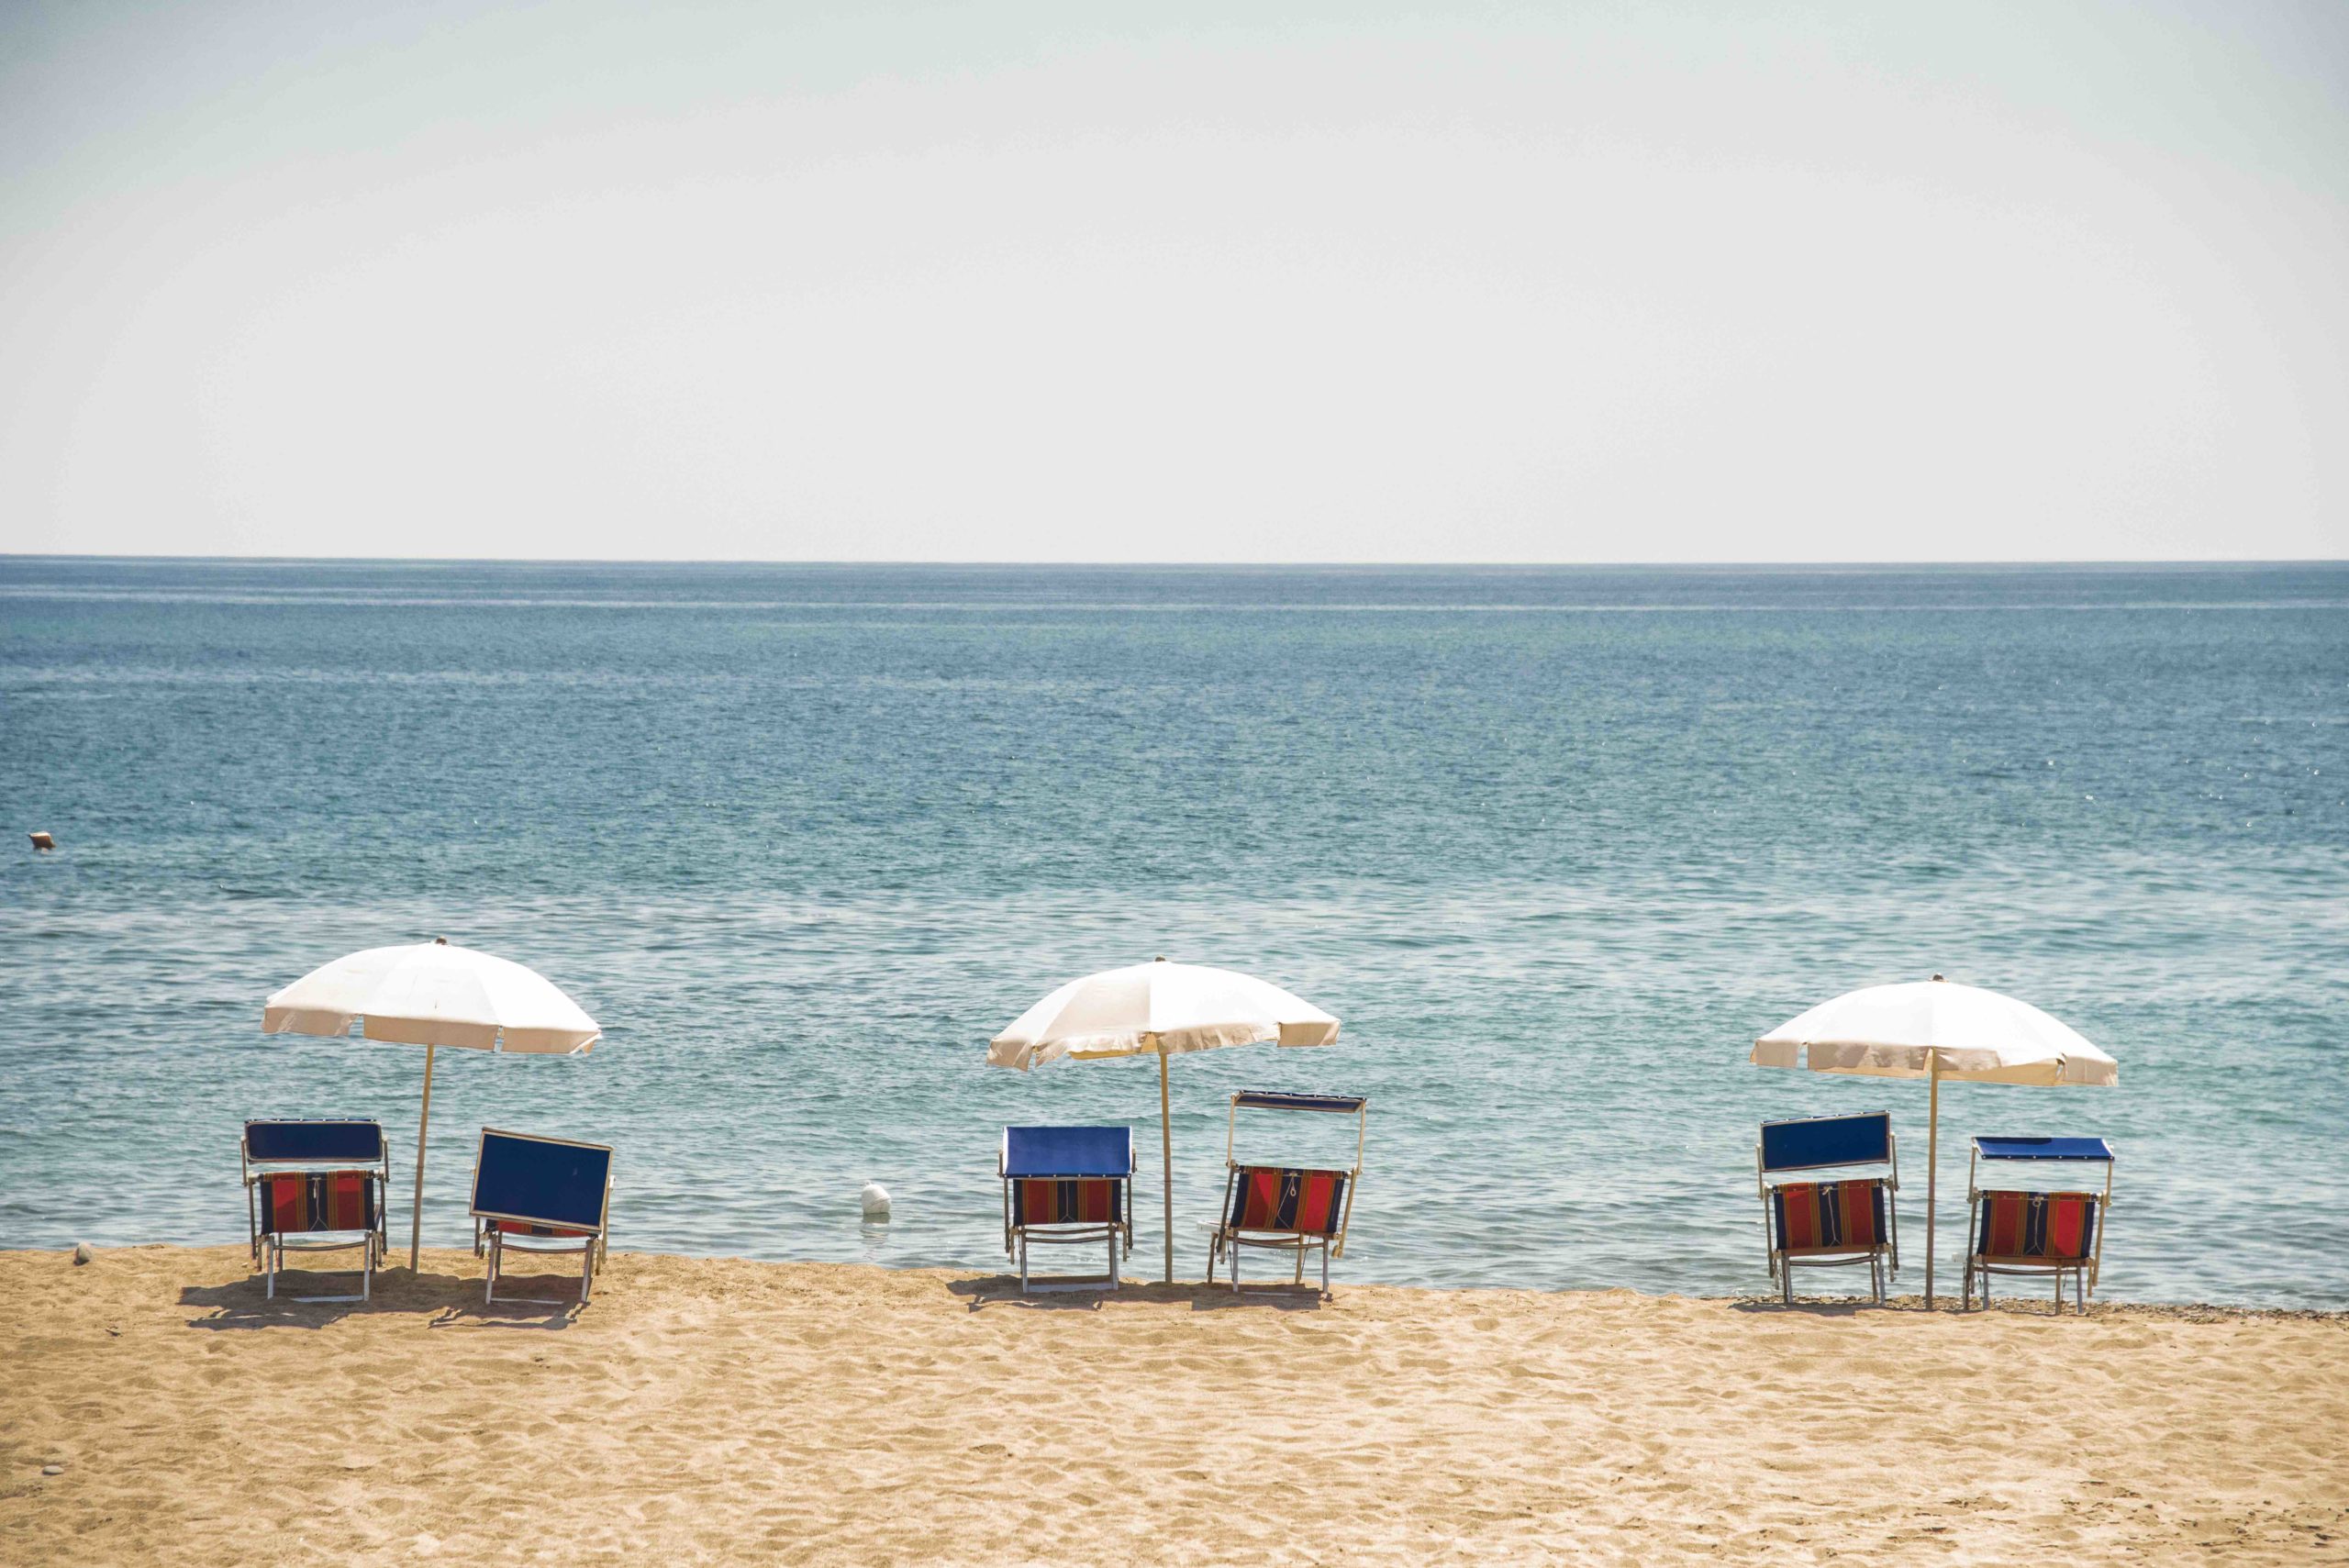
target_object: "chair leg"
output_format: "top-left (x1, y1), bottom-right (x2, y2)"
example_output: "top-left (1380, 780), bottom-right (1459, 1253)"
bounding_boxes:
top-left (484, 1234), bottom-right (499, 1305)
top-left (265, 1238), bottom-right (277, 1299)
top-left (580, 1246), bottom-right (594, 1305)
top-left (1781, 1258), bottom-right (1793, 1307)
top-left (1320, 1243), bottom-right (1330, 1296)
top-left (1019, 1233), bottom-right (1029, 1295)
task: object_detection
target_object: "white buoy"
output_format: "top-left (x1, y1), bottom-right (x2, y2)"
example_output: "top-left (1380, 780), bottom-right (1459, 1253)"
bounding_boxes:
top-left (860, 1182), bottom-right (892, 1221)
top-left (72, 1241), bottom-right (93, 1264)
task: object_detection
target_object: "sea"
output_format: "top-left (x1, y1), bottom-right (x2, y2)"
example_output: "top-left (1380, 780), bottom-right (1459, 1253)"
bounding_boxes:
top-left (2, 558), bottom-right (2343, 1307)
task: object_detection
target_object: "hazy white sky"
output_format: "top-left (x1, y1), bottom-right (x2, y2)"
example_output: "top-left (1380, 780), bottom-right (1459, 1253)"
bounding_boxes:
top-left (3, 0), bottom-right (2344, 562)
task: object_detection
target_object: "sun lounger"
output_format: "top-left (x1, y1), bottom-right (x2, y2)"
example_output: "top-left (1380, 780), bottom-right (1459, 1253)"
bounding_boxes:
top-left (241, 1118), bottom-right (389, 1302)
top-left (469, 1129), bottom-right (614, 1306)
top-left (1964, 1136), bottom-right (2113, 1314)
top-left (1207, 1091), bottom-right (1366, 1296)
top-left (1000, 1125), bottom-right (1134, 1293)
top-left (1756, 1111), bottom-right (1898, 1305)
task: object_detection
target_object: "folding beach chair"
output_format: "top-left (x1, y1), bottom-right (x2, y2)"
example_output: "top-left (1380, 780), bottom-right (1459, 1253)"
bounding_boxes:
top-left (1207, 1091), bottom-right (1366, 1296)
top-left (1000, 1125), bottom-right (1135, 1293)
top-left (241, 1119), bottom-right (389, 1302)
top-left (1756, 1111), bottom-right (1898, 1305)
top-left (1964, 1136), bottom-right (2113, 1315)
top-left (469, 1129), bottom-right (614, 1306)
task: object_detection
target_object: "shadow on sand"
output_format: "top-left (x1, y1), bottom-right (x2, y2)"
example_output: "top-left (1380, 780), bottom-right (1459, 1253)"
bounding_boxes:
top-left (181, 1265), bottom-right (585, 1330)
top-left (1728, 1297), bottom-right (1890, 1318)
top-left (948, 1275), bottom-right (1328, 1313)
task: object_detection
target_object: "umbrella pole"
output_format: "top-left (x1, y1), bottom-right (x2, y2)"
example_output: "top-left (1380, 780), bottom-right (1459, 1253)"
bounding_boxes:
top-left (1158, 1045), bottom-right (1174, 1285)
top-left (1924, 1049), bottom-right (1940, 1308)
top-left (406, 1041), bottom-right (434, 1276)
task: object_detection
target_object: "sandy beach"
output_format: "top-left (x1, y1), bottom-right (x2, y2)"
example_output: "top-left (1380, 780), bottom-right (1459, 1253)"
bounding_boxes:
top-left (2, 1247), bottom-right (2343, 1565)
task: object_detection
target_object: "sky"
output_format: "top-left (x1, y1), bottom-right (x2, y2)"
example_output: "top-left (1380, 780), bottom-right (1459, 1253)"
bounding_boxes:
top-left (2, 0), bottom-right (2344, 562)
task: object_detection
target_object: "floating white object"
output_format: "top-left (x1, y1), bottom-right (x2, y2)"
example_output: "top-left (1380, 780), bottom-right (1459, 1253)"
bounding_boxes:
top-left (860, 1182), bottom-right (891, 1220)
top-left (29, 831), bottom-right (55, 851)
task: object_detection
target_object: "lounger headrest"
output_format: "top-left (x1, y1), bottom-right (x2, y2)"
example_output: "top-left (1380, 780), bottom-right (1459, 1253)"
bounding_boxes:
top-left (1760, 1112), bottom-right (1893, 1173)
top-left (244, 1119), bottom-right (384, 1163)
top-left (1231, 1090), bottom-right (1367, 1115)
top-left (1973, 1135), bottom-right (2114, 1162)
top-left (1001, 1125), bottom-right (1134, 1179)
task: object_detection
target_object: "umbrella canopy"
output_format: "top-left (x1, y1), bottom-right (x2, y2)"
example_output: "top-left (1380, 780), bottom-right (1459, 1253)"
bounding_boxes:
top-left (1753, 980), bottom-right (2116, 1086)
top-left (989, 958), bottom-right (1340, 1282)
top-left (989, 959), bottom-right (1340, 1069)
top-left (263, 939), bottom-right (600, 1268)
top-left (265, 940), bottom-right (602, 1054)
top-left (1752, 975), bottom-right (2116, 1305)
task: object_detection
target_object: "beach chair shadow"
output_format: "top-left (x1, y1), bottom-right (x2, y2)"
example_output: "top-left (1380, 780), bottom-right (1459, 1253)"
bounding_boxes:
top-left (428, 1278), bottom-right (587, 1329)
top-left (1729, 1296), bottom-right (1890, 1318)
top-left (180, 1267), bottom-right (474, 1329)
top-left (945, 1276), bottom-right (1325, 1314)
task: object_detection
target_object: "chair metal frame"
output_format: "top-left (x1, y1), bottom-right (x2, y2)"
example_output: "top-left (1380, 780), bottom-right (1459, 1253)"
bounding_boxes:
top-left (1963, 1136), bottom-right (2115, 1316)
top-left (999, 1126), bottom-right (1136, 1294)
top-left (240, 1118), bottom-right (389, 1304)
top-left (1755, 1110), bottom-right (1899, 1306)
top-left (469, 1128), bottom-right (614, 1307)
top-left (1207, 1091), bottom-right (1367, 1296)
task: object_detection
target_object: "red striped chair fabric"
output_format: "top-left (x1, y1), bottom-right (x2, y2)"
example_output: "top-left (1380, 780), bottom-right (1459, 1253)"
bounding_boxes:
top-left (258, 1171), bottom-right (378, 1236)
top-left (483, 1218), bottom-right (596, 1240)
top-left (1229, 1166), bottom-right (1349, 1237)
top-left (1011, 1177), bottom-right (1122, 1227)
top-left (1770, 1178), bottom-right (1887, 1254)
top-left (1976, 1191), bottom-right (2098, 1261)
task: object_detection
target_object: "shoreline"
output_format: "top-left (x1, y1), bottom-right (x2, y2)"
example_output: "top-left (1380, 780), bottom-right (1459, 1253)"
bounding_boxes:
top-left (6, 1240), bottom-right (2343, 1322)
top-left (6, 1245), bottom-right (2344, 1565)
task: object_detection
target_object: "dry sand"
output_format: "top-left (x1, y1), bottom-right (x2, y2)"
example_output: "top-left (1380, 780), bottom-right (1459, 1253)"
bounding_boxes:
top-left (2, 1246), bottom-right (2343, 1566)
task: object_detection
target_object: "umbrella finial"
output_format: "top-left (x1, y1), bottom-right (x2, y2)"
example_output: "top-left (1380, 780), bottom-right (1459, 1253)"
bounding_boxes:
top-left (1931, 972), bottom-right (1944, 981)
top-left (1155, 954), bottom-right (1167, 962)
top-left (433, 936), bottom-right (449, 946)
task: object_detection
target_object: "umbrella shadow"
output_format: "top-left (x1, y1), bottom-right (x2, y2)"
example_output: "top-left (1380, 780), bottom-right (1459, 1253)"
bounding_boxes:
top-left (949, 1276), bottom-right (1328, 1313)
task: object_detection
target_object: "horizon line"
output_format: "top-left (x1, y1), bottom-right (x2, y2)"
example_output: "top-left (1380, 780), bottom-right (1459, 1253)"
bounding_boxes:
top-left (4, 553), bottom-right (2344, 572)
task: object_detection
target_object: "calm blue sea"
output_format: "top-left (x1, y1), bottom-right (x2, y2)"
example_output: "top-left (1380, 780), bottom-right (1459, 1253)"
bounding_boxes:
top-left (2, 559), bottom-right (2343, 1306)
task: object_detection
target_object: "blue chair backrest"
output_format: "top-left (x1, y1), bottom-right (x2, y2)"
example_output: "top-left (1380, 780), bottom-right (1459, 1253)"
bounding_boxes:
top-left (1002, 1125), bottom-right (1134, 1179)
top-left (1760, 1112), bottom-right (1892, 1173)
top-left (245, 1119), bottom-right (384, 1164)
top-left (1231, 1091), bottom-right (1367, 1114)
top-left (473, 1130), bottom-right (612, 1231)
top-left (1974, 1136), bottom-right (2113, 1163)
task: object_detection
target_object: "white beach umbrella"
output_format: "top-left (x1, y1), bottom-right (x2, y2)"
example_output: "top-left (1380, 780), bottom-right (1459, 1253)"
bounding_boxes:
top-left (262, 938), bottom-right (601, 1270)
top-left (989, 957), bottom-right (1341, 1284)
top-left (1752, 974), bottom-right (2116, 1306)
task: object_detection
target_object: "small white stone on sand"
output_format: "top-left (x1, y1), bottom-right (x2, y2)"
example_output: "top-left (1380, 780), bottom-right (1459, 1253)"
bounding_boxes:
top-left (861, 1182), bottom-right (892, 1220)
top-left (41, 1463), bottom-right (64, 1475)
top-left (72, 1242), bottom-right (93, 1265)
